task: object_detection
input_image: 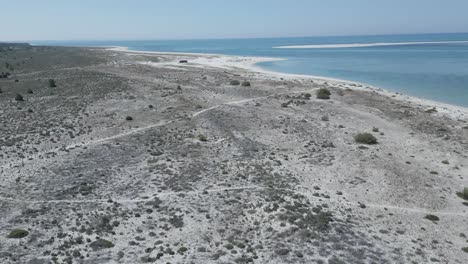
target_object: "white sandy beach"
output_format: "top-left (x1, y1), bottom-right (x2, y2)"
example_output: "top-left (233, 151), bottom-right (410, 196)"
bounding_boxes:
top-left (108, 46), bottom-right (468, 120)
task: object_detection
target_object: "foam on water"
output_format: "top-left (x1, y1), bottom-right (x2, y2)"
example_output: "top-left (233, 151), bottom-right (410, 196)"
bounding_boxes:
top-left (274, 40), bottom-right (468, 49)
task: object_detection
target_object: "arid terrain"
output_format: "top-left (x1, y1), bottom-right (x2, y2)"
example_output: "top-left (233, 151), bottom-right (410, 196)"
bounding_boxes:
top-left (1, 44), bottom-right (467, 264)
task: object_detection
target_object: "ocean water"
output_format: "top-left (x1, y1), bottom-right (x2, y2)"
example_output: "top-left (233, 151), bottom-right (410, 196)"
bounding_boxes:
top-left (34, 33), bottom-right (468, 107)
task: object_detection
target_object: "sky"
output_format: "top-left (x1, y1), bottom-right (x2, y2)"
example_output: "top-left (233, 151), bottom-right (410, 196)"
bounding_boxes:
top-left (2, 0), bottom-right (468, 41)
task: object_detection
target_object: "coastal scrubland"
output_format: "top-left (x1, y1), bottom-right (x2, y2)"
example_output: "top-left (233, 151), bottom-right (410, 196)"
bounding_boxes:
top-left (0, 44), bottom-right (467, 263)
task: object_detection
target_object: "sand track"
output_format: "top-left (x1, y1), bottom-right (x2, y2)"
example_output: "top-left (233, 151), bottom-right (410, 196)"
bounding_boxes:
top-left (0, 89), bottom-right (317, 170)
top-left (1, 185), bottom-right (465, 217)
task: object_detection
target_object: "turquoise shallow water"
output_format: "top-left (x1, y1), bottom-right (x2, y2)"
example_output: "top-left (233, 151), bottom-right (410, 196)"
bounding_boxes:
top-left (34, 33), bottom-right (468, 107)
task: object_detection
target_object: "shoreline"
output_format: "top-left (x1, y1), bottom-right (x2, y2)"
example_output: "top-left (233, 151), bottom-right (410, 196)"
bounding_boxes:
top-left (107, 46), bottom-right (468, 120)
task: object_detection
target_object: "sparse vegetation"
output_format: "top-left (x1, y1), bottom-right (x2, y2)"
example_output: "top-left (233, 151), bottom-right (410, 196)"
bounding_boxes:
top-left (48, 79), bottom-right (56, 87)
top-left (229, 80), bottom-right (240, 85)
top-left (425, 107), bottom-right (437, 113)
top-left (7, 228), bottom-right (29, 238)
top-left (316, 88), bottom-right (331, 99)
top-left (354, 133), bottom-right (377, 144)
top-left (177, 246), bottom-right (188, 254)
top-left (15, 94), bottom-right (24, 101)
top-left (89, 239), bottom-right (114, 250)
top-left (424, 214), bottom-right (440, 222)
top-left (457, 187), bottom-right (468, 200)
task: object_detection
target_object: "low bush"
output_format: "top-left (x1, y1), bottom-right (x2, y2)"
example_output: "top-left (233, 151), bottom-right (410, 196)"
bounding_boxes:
top-left (230, 80), bottom-right (240, 85)
top-left (316, 88), bottom-right (331, 99)
top-left (48, 79), bottom-right (56, 88)
top-left (90, 239), bottom-right (114, 250)
top-left (457, 187), bottom-right (468, 200)
top-left (15, 94), bottom-right (24, 101)
top-left (241, 81), bottom-right (251, 87)
top-left (424, 214), bottom-right (440, 222)
top-left (198, 134), bottom-right (207, 142)
top-left (27, 88), bottom-right (33, 94)
top-left (354, 133), bottom-right (377, 144)
top-left (7, 229), bottom-right (29, 238)
top-left (125, 116), bottom-right (133, 121)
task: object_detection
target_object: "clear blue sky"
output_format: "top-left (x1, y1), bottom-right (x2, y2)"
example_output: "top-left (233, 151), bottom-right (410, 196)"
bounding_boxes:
top-left (2, 0), bottom-right (468, 41)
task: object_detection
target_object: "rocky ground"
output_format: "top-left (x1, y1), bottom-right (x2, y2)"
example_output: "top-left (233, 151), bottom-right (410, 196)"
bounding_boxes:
top-left (0, 44), bottom-right (467, 264)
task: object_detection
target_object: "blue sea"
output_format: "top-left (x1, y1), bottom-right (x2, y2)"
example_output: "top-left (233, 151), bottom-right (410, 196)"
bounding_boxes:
top-left (34, 33), bottom-right (468, 107)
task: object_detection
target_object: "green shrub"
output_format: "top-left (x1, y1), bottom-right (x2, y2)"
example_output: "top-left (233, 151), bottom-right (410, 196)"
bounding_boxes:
top-left (241, 81), bottom-right (251, 87)
top-left (354, 133), bottom-right (377, 144)
top-left (229, 80), bottom-right (240, 85)
top-left (198, 134), bottom-right (207, 142)
top-left (462, 247), bottom-right (468, 253)
top-left (7, 229), bottom-right (29, 238)
top-left (457, 187), bottom-right (468, 200)
top-left (48, 79), bottom-right (56, 88)
top-left (178, 247), bottom-right (188, 254)
top-left (89, 239), bottom-right (114, 250)
top-left (125, 116), bottom-right (133, 121)
top-left (15, 94), bottom-right (24, 101)
top-left (316, 88), bottom-right (331, 99)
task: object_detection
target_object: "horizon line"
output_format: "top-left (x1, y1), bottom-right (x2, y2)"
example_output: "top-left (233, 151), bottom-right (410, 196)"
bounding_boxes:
top-left (5, 31), bottom-right (468, 44)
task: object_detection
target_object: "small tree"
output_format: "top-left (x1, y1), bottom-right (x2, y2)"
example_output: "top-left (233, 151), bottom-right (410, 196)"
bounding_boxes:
top-left (48, 79), bottom-right (56, 87)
